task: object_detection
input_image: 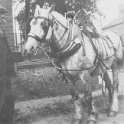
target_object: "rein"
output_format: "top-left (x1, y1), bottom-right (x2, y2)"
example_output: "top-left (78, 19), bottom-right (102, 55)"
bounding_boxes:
top-left (40, 45), bottom-right (93, 71)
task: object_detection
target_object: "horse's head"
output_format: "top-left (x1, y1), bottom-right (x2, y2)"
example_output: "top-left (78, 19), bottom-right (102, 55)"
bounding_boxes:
top-left (24, 4), bottom-right (55, 55)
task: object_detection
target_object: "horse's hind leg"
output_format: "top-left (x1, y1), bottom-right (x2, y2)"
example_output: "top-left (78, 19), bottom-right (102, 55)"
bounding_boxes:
top-left (71, 83), bottom-right (83, 124)
top-left (103, 63), bottom-right (119, 117)
top-left (109, 62), bottom-right (119, 116)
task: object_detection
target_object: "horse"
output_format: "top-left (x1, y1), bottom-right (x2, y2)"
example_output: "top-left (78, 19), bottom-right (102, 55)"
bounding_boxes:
top-left (24, 5), bottom-right (124, 124)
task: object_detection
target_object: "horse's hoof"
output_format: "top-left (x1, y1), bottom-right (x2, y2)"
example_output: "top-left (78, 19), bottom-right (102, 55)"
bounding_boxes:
top-left (71, 119), bottom-right (82, 124)
top-left (87, 115), bottom-right (97, 124)
top-left (108, 111), bottom-right (117, 117)
top-left (87, 120), bottom-right (97, 124)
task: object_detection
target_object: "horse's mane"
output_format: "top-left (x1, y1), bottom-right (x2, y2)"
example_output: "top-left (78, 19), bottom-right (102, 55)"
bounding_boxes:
top-left (51, 11), bottom-right (68, 28)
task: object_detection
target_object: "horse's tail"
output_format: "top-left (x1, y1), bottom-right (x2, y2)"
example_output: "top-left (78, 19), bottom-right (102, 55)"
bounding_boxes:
top-left (116, 36), bottom-right (124, 67)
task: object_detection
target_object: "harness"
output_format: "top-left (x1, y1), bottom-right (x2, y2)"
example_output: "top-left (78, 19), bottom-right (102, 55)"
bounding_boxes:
top-left (49, 20), bottom-right (81, 59)
top-left (84, 33), bottom-right (111, 79)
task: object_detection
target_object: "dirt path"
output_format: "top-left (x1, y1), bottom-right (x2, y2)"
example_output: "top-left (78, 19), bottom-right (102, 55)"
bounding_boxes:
top-left (30, 106), bottom-right (124, 124)
top-left (15, 72), bottom-right (124, 124)
top-left (30, 113), bottom-right (124, 124)
top-left (15, 94), bottom-right (124, 124)
top-left (30, 72), bottom-right (124, 124)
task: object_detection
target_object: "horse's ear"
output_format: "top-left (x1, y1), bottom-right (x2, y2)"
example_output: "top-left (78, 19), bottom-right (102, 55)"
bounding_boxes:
top-left (49, 4), bottom-right (55, 13)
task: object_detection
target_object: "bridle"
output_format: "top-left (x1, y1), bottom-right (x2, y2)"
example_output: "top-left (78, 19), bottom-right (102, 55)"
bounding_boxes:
top-left (28, 16), bottom-right (51, 43)
top-left (27, 13), bottom-right (69, 44)
top-left (28, 32), bottom-right (43, 42)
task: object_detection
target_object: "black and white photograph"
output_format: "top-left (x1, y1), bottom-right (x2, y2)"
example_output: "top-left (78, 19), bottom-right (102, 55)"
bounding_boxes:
top-left (1, 0), bottom-right (124, 124)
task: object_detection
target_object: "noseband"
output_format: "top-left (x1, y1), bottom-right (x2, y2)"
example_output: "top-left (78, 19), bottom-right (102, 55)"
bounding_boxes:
top-left (28, 33), bottom-right (43, 42)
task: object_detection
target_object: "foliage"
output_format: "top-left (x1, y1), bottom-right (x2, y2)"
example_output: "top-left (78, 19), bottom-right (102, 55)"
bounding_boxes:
top-left (65, 0), bottom-right (96, 13)
top-left (16, 7), bottom-right (26, 40)
top-left (65, 0), bottom-right (97, 26)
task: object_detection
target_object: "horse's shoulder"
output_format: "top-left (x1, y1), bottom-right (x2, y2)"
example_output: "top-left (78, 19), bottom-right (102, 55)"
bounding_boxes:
top-left (71, 23), bottom-right (79, 31)
top-left (72, 23), bottom-right (81, 35)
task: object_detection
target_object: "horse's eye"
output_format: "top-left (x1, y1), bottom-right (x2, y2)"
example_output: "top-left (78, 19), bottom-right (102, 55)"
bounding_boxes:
top-left (40, 22), bottom-right (44, 26)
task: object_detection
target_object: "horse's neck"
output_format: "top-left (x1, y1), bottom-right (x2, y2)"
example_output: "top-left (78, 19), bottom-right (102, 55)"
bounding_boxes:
top-left (51, 22), bottom-right (69, 51)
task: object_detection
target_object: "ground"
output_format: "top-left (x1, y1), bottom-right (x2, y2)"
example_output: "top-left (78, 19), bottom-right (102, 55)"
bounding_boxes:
top-left (30, 113), bottom-right (124, 124)
top-left (15, 95), bottom-right (124, 124)
top-left (14, 66), bottom-right (124, 124)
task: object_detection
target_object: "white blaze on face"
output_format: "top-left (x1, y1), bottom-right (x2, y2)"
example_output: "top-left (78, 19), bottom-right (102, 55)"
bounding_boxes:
top-left (31, 18), bottom-right (45, 38)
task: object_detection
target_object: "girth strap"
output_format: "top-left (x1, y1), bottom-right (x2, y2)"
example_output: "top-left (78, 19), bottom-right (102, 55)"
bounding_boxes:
top-left (87, 34), bottom-right (109, 69)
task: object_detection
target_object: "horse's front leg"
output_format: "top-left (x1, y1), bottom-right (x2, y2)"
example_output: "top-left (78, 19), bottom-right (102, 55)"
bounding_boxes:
top-left (70, 82), bottom-right (83, 124)
top-left (72, 86), bottom-right (97, 124)
top-left (84, 90), bottom-right (97, 124)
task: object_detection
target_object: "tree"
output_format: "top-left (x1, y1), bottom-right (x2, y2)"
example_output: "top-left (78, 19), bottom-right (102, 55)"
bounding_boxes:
top-left (65, 0), bottom-right (97, 26)
top-left (65, 0), bottom-right (96, 12)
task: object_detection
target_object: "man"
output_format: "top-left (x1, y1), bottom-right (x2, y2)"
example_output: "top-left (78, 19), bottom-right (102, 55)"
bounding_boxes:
top-left (66, 10), bottom-right (75, 26)
top-left (0, 5), bottom-right (15, 124)
top-left (74, 0), bottom-right (105, 38)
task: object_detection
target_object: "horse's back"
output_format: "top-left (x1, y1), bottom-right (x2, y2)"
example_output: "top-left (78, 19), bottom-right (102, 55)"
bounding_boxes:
top-left (103, 31), bottom-right (123, 61)
top-left (91, 31), bottom-right (123, 60)
top-left (104, 31), bottom-right (121, 49)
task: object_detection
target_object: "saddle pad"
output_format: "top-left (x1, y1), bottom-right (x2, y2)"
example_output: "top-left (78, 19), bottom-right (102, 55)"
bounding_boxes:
top-left (92, 36), bottom-right (115, 60)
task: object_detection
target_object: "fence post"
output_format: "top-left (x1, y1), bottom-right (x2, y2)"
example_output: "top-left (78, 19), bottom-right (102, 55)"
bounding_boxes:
top-left (25, 0), bottom-right (30, 39)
